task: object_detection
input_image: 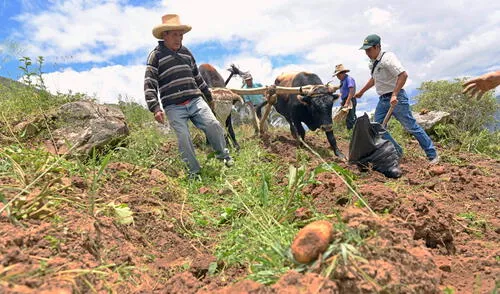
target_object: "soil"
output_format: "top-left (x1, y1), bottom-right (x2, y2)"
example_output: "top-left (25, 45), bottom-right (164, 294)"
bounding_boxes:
top-left (1, 129), bottom-right (499, 293)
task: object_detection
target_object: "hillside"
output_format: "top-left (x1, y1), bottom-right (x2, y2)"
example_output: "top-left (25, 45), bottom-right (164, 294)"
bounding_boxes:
top-left (1, 120), bottom-right (499, 293)
top-left (0, 78), bottom-right (499, 293)
top-left (0, 76), bottom-right (26, 94)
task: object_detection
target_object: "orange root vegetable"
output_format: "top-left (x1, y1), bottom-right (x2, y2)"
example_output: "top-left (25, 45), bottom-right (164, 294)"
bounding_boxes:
top-left (291, 220), bottom-right (334, 264)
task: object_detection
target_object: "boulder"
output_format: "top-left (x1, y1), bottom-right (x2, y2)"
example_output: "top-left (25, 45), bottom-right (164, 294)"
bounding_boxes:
top-left (48, 101), bottom-right (129, 156)
top-left (413, 110), bottom-right (450, 131)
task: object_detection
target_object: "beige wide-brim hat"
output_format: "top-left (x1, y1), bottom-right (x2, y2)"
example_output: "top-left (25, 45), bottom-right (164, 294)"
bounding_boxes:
top-left (152, 14), bottom-right (192, 39)
top-left (333, 64), bottom-right (350, 76)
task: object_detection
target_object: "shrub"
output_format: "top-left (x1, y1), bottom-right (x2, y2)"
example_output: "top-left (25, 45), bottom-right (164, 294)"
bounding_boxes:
top-left (413, 79), bottom-right (497, 133)
top-left (413, 79), bottom-right (499, 158)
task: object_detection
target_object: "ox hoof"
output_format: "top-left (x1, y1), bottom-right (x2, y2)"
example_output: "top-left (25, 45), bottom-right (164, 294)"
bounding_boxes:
top-left (334, 150), bottom-right (345, 159)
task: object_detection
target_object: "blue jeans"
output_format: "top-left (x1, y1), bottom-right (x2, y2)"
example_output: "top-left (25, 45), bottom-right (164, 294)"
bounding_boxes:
top-left (164, 96), bottom-right (230, 174)
top-left (374, 90), bottom-right (437, 160)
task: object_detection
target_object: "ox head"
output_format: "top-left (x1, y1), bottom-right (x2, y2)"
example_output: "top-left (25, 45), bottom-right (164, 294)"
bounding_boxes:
top-left (297, 85), bottom-right (339, 131)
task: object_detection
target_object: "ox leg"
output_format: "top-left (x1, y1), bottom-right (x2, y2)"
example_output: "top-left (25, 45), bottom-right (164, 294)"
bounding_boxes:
top-left (286, 118), bottom-right (299, 140)
top-left (225, 114), bottom-right (240, 151)
top-left (293, 119), bottom-right (306, 141)
top-left (325, 130), bottom-right (344, 158)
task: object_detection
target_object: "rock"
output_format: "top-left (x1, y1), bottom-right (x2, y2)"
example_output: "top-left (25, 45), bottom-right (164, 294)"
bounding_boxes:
top-left (199, 187), bottom-right (211, 194)
top-left (429, 166), bottom-right (447, 176)
top-left (413, 110), bottom-right (450, 131)
top-left (150, 169), bottom-right (168, 182)
top-left (439, 264), bottom-right (452, 272)
top-left (46, 101), bottom-right (129, 157)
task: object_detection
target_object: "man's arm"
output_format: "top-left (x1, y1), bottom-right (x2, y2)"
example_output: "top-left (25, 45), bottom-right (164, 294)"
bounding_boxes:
top-left (354, 77), bottom-right (374, 98)
top-left (344, 87), bottom-right (355, 107)
top-left (144, 50), bottom-right (164, 123)
top-left (463, 70), bottom-right (500, 99)
top-left (391, 71), bottom-right (408, 106)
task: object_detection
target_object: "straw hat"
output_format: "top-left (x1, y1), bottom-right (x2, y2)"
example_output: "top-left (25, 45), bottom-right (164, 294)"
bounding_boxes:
top-left (332, 64), bottom-right (350, 76)
top-left (242, 73), bottom-right (253, 81)
top-left (152, 14), bottom-right (192, 39)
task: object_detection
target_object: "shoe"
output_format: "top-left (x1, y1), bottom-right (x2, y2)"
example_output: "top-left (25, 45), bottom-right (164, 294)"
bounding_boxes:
top-left (429, 155), bottom-right (440, 165)
top-left (188, 172), bottom-right (202, 181)
top-left (224, 158), bottom-right (234, 167)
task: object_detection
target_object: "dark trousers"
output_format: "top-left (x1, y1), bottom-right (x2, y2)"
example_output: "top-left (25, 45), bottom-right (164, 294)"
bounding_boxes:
top-left (341, 98), bottom-right (357, 130)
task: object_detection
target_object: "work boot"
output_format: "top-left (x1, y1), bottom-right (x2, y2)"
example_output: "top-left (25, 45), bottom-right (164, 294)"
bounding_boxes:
top-left (224, 157), bottom-right (234, 167)
top-left (188, 172), bottom-right (202, 181)
top-left (429, 155), bottom-right (440, 165)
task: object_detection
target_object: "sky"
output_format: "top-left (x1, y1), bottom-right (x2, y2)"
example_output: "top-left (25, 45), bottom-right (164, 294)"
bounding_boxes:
top-left (0, 0), bottom-right (499, 114)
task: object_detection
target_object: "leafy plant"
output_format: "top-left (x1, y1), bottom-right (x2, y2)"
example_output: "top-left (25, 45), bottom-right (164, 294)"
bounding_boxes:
top-left (412, 79), bottom-right (499, 158)
top-left (414, 79), bottom-right (497, 133)
top-left (103, 202), bottom-right (134, 225)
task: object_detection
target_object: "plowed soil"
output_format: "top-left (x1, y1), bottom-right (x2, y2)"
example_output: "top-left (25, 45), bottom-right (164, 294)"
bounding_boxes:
top-left (1, 130), bottom-right (498, 293)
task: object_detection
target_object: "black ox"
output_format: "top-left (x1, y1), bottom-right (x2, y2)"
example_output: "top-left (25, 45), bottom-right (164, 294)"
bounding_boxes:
top-left (257, 72), bottom-right (344, 157)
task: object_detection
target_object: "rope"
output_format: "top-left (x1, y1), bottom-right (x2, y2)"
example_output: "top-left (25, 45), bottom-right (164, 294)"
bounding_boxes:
top-left (296, 137), bottom-right (377, 216)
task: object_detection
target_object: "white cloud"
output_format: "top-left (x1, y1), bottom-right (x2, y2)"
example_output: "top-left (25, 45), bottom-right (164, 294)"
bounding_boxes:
top-left (15, 0), bottom-right (161, 63)
top-left (364, 7), bottom-right (395, 27)
top-left (10, 0), bottom-right (500, 110)
top-left (43, 64), bottom-right (145, 104)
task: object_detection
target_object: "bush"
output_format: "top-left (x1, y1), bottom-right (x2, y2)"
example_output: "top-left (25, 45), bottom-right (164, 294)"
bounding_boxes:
top-left (413, 79), bottom-right (499, 158)
top-left (413, 79), bottom-right (497, 133)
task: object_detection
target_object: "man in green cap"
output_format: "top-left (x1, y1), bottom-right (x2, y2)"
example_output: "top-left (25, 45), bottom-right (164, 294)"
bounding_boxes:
top-left (354, 34), bottom-right (439, 164)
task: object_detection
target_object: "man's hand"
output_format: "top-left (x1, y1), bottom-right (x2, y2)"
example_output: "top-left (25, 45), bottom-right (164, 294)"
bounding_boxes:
top-left (154, 110), bottom-right (165, 124)
top-left (463, 71), bottom-right (500, 99)
top-left (327, 84), bottom-right (340, 93)
top-left (354, 91), bottom-right (363, 98)
top-left (343, 100), bottom-right (353, 111)
top-left (208, 100), bottom-right (216, 112)
top-left (390, 94), bottom-right (398, 106)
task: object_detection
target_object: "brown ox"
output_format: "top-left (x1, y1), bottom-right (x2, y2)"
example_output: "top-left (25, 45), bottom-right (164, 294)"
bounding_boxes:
top-left (199, 63), bottom-right (243, 150)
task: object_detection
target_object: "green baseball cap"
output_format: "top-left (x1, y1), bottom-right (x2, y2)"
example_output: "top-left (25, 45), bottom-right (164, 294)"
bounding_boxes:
top-left (360, 34), bottom-right (381, 49)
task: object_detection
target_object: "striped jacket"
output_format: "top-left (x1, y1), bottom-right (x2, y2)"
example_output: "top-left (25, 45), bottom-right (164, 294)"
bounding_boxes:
top-left (144, 41), bottom-right (211, 112)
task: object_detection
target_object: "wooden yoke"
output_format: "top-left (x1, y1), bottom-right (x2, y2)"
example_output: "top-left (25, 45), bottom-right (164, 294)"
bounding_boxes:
top-left (227, 85), bottom-right (317, 96)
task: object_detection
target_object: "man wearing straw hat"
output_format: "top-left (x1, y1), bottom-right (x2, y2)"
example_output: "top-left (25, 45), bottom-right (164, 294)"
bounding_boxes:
top-left (354, 34), bottom-right (439, 164)
top-left (333, 64), bottom-right (357, 130)
top-left (144, 14), bottom-right (234, 178)
top-left (241, 73), bottom-right (265, 107)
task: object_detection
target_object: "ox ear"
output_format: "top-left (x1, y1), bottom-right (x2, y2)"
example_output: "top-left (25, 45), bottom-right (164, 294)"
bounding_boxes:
top-left (298, 95), bottom-right (312, 104)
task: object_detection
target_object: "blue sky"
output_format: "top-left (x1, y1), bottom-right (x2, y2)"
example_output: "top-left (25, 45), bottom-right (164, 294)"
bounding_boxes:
top-left (1, 0), bottom-right (499, 114)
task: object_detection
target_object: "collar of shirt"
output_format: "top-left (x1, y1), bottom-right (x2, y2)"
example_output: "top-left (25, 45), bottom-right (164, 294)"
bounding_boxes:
top-left (370, 51), bottom-right (384, 67)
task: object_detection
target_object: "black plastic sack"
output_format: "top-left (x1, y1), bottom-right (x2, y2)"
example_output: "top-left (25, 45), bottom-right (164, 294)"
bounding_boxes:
top-left (349, 113), bottom-right (402, 178)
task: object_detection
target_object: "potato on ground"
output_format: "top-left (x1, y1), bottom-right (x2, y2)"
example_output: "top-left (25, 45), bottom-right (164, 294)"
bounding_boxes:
top-left (291, 220), bottom-right (334, 264)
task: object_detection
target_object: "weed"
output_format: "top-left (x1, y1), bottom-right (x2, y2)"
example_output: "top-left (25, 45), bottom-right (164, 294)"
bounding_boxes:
top-left (457, 212), bottom-right (488, 236)
top-left (87, 150), bottom-right (113, 216)
top-left (44, 235), bottom-right (62, 252)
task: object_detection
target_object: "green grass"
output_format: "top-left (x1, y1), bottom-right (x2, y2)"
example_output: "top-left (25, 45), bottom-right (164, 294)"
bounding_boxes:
top-left (2, 58), bottom-right (498, 291)
top-left (456, 212), bottom-right (489, 237)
